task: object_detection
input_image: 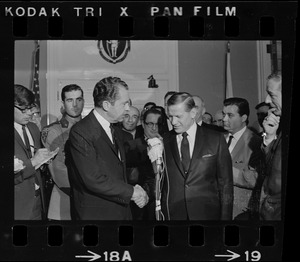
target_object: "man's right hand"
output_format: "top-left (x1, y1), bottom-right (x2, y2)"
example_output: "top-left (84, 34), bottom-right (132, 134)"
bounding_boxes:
top-left (263, 108), bottom-right (280, 140)
top-left (131, 184), bottom-right (149, 208)
top-left (31, 148), bottom-right (51, 169)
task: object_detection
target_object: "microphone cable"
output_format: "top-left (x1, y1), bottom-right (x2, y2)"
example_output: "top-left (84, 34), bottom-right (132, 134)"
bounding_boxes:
top-left (162, 148), bottom-right (170, 220)
top-left (155, 148), bottom-right (170, 221)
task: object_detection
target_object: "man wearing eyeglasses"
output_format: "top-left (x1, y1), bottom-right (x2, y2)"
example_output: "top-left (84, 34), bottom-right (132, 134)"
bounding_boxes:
top-left (124, 107), bottom-right (163, 219)
top-left (14, 84), bottom-right (51, 220)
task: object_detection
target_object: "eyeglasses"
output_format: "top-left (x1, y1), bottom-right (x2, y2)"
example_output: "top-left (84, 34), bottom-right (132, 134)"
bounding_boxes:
top-left (14, 105), bottom-right (35, 114)
top-left (144, 122), bottom-right (159, 128)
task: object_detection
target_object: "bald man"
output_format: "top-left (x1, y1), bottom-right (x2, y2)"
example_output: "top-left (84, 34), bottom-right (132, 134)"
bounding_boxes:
top-left (260, 73), bottom-right (282, 220)
top-left (193, 96), bottom-right (206, 125)
top-left (121, 106), bottom-right (143, 139)
top-left (193, 96), bottom-right (224, 132)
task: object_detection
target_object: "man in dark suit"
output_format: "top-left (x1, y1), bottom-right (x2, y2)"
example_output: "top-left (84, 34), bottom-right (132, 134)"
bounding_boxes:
top-left (260, 73), bottom-right (282, 220)
top-left (117, 105), bottom-right (144, 186)
top-left (125, 107), bottom-right (164, 220)
top-left (67, 76), bottom-right (148, 220)
top-left (121, 106), bottom-right (143, 140)
top-left (14, 84), bottom-right (52, 220)
top-left (157, 92), bottom-right (233, 220)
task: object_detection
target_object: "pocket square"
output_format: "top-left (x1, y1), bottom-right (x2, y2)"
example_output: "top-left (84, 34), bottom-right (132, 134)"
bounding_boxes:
top-left (202, 154), bottom-right (214, 158)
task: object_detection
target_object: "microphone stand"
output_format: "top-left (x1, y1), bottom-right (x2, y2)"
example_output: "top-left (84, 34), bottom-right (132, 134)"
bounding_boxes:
top-left (155, 164), bottom-right (162, 221)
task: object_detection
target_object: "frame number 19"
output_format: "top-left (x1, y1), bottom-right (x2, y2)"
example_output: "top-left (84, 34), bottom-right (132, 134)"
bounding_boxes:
top-left (245, 251), bottom-right (261, 261)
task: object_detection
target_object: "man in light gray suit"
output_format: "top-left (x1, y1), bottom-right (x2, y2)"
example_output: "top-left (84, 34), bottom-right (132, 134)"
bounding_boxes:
top-left (223, 97), bottom-right (263, 219)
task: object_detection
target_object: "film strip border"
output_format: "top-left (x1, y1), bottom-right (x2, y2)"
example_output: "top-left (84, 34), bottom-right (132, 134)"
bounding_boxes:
top-left (0, 1), bottom-right (297, 261)
top-left (2, 223), bottom-right (281, 261)
top-left (0, 2), bottom-right (297, 39)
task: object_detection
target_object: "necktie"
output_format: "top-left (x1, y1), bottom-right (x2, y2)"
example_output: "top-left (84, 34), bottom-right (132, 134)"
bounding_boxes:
top-left (22, 125), bottom-right (40, 187)
top-left (22, 125), bottom-right (32, 157)
top-left (181, 132), bottom-right (190, 173)
top-left (110, 125), bottom-right (119, 154)
top-left (227, 135), bottom-right (234, 148)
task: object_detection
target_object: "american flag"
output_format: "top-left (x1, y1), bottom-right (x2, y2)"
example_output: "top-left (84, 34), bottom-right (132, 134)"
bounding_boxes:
top-left (31, 40), bottom-right (40, 108)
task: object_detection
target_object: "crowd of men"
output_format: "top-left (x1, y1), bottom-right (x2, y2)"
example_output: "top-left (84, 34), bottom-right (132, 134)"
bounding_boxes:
top-left (14, 73), bottom-right (282, 221)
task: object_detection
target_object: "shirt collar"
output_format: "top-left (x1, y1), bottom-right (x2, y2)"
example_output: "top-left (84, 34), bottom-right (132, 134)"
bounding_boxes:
top-left (14, 122), bottom-right (23, 128)
top-left (93, 109), bottom-right (111, 131)
top-left (230, 126), bottom-right (247, 141)
top-left (197, 120), bottom-right (203, 126)
top-left (177, 121), bottom-right (197, 139)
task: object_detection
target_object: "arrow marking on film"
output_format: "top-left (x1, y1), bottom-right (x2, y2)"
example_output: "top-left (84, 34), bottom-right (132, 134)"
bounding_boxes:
top-left (75, 250), bottom-right (101, 261)
top-left (215, 249), bottom-right (240, 261)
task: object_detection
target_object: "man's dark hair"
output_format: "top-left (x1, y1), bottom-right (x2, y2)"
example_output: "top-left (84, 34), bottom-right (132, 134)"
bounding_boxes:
top-left (143, 107), bottom-right (168, 136)
top-left (204, 112), bottom-right (213, 119)
top-left (143, 108), bottom-right (162, 124)
top-left (61, 84), bottom-right (84, 101)
top-left (167, 92), bottom-right (195, 112)
top-left (164, 91), bottom-right (177, 100)
top-left (223, 97), bottom-right (250, 125)
top-left (255, 102), bottom-right (269, 110)
top-left (143, 102), bottom-right (156, 109)
top-left (14, 84), bottom-right (35, 106)
top-left (152, 106), bottom-right (169, 135)
top-left (93, 76), bottom-right (128, 108)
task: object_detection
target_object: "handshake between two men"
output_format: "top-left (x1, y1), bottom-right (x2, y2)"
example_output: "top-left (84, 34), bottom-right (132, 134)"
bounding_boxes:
top-left (130, 137), bottom-right (164, 209)
top-left (131, 184), bottom-right (149, 208)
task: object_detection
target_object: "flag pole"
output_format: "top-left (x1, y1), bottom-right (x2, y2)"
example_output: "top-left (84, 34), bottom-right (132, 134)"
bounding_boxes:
top-left (30, 40), bottom-right (40, 108)
top-left (225, 41), bottom-right (233, 99)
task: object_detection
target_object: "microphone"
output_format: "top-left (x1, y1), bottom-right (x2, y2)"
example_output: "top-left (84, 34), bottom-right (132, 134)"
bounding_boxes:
top-left (146, 136), bottom-right (164, 221)
top-left (154, 155), bottom-right (163, 174)
top-left (146, 137), bottom-right (164, 174)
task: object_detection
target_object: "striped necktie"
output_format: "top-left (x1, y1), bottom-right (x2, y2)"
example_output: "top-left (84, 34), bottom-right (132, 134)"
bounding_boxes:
top-left (22, 125), bottom-right (32, 157)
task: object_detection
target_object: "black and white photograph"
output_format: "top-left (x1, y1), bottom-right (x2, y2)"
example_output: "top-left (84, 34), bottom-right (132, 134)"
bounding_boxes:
top-left (1, 1), bottom-right (297, 261)
top-left (14, 40), bottom-right (283, 222)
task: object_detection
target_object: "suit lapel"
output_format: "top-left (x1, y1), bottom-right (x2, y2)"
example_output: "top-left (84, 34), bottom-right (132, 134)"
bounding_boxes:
top-left (169, 132), bottom-right (185, 177)
top-left (89, 112), bottom-right (127, 182)
top-left (90, 112), bottom-right (120, 160)
top-left (190, 125), bottom-right (205, 169)
top-left (231, 128), bottom-right (249, 159)
top-left (14, 128), bottom-right (31, 158)
top-left (27, 123), bottom-right (38, 152)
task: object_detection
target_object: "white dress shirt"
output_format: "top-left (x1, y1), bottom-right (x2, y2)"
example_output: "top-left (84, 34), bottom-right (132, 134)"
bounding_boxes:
top-left (93, 109), bottom-right (114, 143)
top-left (14, 122), bottom-right (39, 190)
top-left (93, 109), bottom-right (120, 159)
top-left (176, 121), bottom-right (197, 159)
top-left (14, 122), bottom-right (34, 156)
top-left (197, 120), bottom-right (203, 126)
